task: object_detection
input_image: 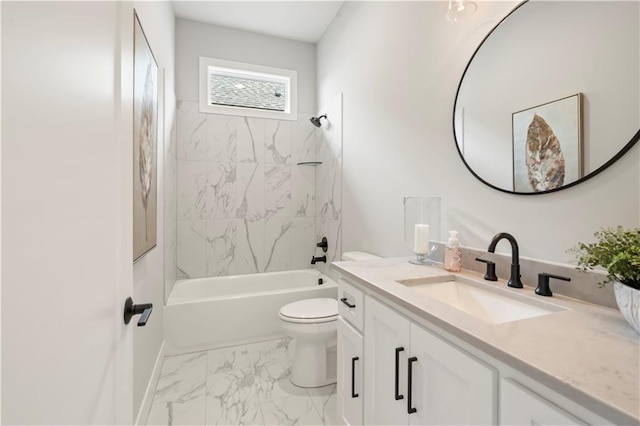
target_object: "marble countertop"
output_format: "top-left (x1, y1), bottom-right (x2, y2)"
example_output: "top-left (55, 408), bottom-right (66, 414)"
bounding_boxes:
top-left (332, 258), bottom-right (640, 425)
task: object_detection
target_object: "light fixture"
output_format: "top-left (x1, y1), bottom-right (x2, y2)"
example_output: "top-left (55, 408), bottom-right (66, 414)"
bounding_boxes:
top-left (446, 0), bottom-right (477, 22)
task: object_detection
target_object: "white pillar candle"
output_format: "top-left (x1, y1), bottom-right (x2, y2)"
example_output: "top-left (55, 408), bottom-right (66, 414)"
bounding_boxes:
top-left (414, 224), bottom-right (430, 254)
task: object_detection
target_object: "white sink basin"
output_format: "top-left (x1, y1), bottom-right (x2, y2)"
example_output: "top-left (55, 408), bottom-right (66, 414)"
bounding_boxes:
top-left (397, 276), bottom-right (566, 324)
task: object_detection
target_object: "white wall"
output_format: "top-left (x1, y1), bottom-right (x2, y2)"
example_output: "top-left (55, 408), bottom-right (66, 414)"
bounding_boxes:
top-left (131, 1), bottom-right (175, 419)
top-left (176, 18), bottom-right (316, 113)
top-left (317, 1), bottom-right (640, 264)
top-left (2, 2), bottom-right (127, 423)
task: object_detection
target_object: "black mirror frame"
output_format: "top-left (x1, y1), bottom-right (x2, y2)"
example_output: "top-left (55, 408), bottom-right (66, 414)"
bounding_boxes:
top-left (452, 0), bottom-right (640, 196)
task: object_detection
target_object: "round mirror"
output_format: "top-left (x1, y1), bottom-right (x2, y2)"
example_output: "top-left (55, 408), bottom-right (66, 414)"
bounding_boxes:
top-left (453, 0), bottom-right (640, 194)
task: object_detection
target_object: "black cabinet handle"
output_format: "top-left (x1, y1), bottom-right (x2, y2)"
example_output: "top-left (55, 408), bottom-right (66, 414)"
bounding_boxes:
top-left (407, 356), bottom-right (417, 414)
top-left (340, 297), bottom-right (356, 308)
top-left (351, 356), bottom-right (359, 398)
top-left (123, 297), bottom-right (153, 327)
top-left (395, 347), bottom-right (405, 400)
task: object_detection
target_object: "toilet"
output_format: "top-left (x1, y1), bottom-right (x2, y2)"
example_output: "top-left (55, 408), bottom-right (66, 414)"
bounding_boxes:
top-left (279, 298), bottom-right (339, 387)
top-left (279, 251), bottom-right (381, 388)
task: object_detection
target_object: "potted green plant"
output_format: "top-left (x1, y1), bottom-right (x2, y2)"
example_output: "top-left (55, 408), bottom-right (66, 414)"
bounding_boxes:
top-left (571, 226), bottom-right (640, 334)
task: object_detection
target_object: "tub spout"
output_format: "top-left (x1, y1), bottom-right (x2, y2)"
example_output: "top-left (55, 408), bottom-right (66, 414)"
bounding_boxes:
top-left (311, 255), bottom-right (327, 265)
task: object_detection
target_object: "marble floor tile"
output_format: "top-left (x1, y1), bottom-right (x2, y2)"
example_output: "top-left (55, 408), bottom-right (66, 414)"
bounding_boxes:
top-left (247, 337), bottom-right (307, 403)
top-left (207, 345), bottom-right (252, 375)
top-left (147, 337), bottom-right (336, 426)
top-left (147, 379), bottom-right (206, 426)
top-left (246, 337), bottom-right (295, 366)
top-left (158, 352), bottom-right (207, 388)
top-left (253, 361), bottom-right (307, 403)
top-left (147, 352), bottom-right (207, 426)
top-left (307, 384), bottom-right (337, 426)
top-left (260, 394), bottom-right (324, 426)
top-left (206, 369), bottom-right (264, 426)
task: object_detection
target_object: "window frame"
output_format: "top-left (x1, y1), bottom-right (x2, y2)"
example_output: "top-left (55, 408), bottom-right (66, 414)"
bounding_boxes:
top-left (199, 56), bottom-right (298, 121)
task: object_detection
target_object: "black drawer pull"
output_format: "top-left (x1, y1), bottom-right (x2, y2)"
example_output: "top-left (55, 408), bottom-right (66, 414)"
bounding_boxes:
top-left (341, 297), bottom-right (356, 308)
top-left (351, 356), bottom-right (359, 398)
top-left (408, 356), bottom-right (417, 414)
top-left (395, 347), bottom-right (404, 400)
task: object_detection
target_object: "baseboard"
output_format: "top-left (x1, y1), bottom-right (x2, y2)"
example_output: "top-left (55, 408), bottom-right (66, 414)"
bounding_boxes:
top-left (135, 340), bottom-right (165, 426)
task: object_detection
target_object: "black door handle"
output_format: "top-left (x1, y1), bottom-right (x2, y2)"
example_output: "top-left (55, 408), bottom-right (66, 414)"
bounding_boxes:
top-left (341, 298), bottom-right (356, 308)
top-left (351, 356), bottom-right (359, 398)
top-left (124, 297), bottom-right (153, 327)
top-left (395, 347), bottom-right (405, 400)
top-left (407, 356), bottom-right (417, 414)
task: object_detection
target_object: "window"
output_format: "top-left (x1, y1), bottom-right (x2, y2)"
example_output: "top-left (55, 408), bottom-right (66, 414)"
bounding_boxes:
top-left (199, 57), bottom-right (297, 120)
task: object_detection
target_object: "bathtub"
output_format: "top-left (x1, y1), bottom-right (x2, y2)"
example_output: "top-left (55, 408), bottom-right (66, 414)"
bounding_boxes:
top-left (164, 269), bottom-right (338, 355)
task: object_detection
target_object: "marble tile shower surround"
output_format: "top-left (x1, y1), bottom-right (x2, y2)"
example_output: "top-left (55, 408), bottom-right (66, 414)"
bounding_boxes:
top-left (146, 337), bottom-right (336, 425)
top-left (313, 93), bottom-right (343, 281)
top-left (176, 101), bottom-right (318, 279)
top-left (164, 105), bottom-right (177, 301)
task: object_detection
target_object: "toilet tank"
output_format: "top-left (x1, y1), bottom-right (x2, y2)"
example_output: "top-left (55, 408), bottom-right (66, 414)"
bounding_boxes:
top-left (341, 251), bottom-right (381, 261)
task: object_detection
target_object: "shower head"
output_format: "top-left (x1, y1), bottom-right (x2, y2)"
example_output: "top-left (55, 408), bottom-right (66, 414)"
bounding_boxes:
top-left (310, 114), bottom-right (327, 128)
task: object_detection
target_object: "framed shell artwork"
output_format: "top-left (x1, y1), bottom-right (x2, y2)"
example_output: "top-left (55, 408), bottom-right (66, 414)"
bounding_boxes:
top-left (133, 11), bottom-right (158, 262)
top-left (512, 94), bottom-right (583, 193)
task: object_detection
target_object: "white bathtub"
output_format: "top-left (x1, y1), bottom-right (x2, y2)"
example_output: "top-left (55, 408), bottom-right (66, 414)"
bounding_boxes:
top-left (164, 269), bottom-right (338, 355)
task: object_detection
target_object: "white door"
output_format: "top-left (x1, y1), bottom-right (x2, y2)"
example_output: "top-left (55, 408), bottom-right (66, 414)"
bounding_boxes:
top-left (364, 297), bottom-right (411, 425)
top-left (337, 317), bottom-right (364, 425)
top-left (409, 323), bottom-right (497, 425)
top-left (2, 2), bottom-right (134, 424)
top-left (500, 379), bottom-right (585, 425)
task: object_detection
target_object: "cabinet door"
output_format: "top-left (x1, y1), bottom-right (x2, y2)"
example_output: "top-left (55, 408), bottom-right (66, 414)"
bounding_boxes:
top-left (500, 378), bottom-right (585, 425)
top-left (337, 317), bottom-right (364, 426)
top-left (364, 297), bottom-right (411, 425)
top-left (409, 323), bottom-right (497, 425)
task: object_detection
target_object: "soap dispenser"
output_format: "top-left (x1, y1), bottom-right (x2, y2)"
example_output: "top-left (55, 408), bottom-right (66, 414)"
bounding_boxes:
top-left (444, 230), bottom-right (462, 272)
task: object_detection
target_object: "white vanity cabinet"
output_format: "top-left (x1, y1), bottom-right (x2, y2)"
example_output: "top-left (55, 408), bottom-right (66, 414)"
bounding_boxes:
top-left (364, 296), bottom-right (497, 425)
top-left (500, 378), bottom-right (586, 425)
top-left (337, 317), bottom-right (363, 426)
top-left (337, 279), bottom-right (365, 425)
top-left (335, 273), bottom-right (613, 426)
top-left (364, 296), bottom-right (412, 424)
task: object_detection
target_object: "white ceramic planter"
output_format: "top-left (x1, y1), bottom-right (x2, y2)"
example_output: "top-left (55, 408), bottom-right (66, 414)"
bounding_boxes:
top-left (614, 281), bottom-right (640, 335)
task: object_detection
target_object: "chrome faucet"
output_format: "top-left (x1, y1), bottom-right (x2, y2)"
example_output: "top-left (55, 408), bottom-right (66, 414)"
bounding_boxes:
top-left (487, 232), bottom-right (524, 288)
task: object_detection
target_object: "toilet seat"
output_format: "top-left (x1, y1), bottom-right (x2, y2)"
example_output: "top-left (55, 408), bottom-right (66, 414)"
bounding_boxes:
top-left (279, 298), bottom-right (338, 324)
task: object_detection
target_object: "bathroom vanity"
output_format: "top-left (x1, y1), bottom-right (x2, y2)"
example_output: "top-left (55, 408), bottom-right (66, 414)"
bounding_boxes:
top-left (333, 258), bottom-right (639, 425)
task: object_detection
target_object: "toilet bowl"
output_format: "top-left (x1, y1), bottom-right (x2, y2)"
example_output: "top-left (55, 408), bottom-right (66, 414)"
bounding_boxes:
top-left (279, 298), bottom-right (338, 388)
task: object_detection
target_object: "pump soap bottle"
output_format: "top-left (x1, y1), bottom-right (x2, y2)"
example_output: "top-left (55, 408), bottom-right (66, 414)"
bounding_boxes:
top-left (444, 230), bottom-right (462, 272)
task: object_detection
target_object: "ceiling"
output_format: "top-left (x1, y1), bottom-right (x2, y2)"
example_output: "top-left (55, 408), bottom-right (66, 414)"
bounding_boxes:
top-left (172, 1), bottom-right (344, 43)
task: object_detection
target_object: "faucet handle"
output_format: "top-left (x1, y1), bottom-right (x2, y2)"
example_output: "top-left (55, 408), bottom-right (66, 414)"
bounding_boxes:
top-left (536, 273), bottom-right (571, 297)
top-left (475, 258), bottom-right (498, 281)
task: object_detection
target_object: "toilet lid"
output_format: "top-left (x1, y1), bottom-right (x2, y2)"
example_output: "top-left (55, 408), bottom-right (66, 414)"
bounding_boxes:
top-left (279, 298), bottom-right (338, 321)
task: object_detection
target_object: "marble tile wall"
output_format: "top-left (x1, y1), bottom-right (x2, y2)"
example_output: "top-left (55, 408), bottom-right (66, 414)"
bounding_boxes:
top-left (314, 93), bottom-right (343, 280)
top-left (176, 101), bottom-right (318, 279)
top-left (164, 101), bottom-right (177, 301)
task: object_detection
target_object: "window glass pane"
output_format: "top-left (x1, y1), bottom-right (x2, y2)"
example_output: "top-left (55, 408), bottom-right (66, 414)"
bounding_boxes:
top-left (208, 73), bottom-right (286, 111)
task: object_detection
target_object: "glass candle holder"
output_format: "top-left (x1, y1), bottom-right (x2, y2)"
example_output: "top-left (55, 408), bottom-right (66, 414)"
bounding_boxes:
top-left (403, 196), bottom-right (441, 265)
